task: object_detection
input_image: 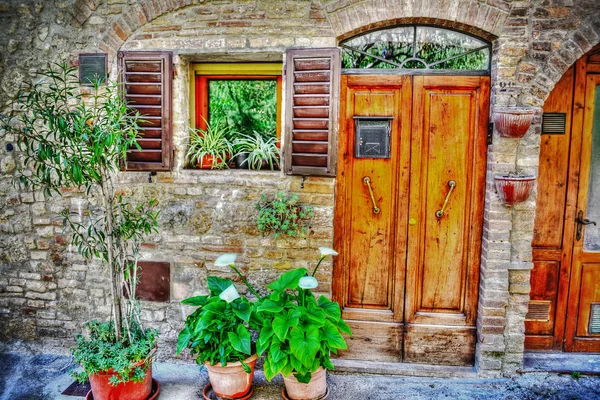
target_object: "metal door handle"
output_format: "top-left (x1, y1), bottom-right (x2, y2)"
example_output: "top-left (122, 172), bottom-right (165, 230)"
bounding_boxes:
top-left (436, 180), bottom-right (456, 218)
top-left (576, 210), bottom-right (597, 241)
top-left (363, 176), bottom-right (380, 214)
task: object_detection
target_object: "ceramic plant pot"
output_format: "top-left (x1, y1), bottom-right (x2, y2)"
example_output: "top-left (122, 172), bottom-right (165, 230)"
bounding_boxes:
top-left (197, 155), bottom-right (223, 169)
top-left (87, 361), bottom-right (153, 400)
top-left (494, 174), bottom-right (536, 205)
top-left (493, 107), bottom-right (536, 138)
top-left (283, 367), bottom-right (327, 400)
top-left (234, 153), bottom-right (250, 169)
top-left (204, 353), bottom-right (258, 399)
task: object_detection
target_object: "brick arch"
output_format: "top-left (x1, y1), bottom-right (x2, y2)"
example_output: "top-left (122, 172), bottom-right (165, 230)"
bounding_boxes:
top-left (97, 0), bottom-right (194, 59)
top-left (526, 17), bottom-right (600, 107)
top-left (324, 0), bottom-right (505, 42)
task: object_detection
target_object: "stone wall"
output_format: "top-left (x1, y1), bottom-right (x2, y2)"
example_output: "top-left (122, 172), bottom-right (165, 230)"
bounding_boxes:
top-left (1, 0), bottom-right (600, 377)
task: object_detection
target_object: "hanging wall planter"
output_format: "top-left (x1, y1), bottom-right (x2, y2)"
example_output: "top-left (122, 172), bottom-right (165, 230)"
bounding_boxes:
top-left (494, 174), bottom-right (536, 205)
top-left (493, 107), bottom-right (536, 138)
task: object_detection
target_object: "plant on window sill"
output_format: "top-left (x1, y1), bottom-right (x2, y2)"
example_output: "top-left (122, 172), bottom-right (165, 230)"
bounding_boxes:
top-left (233, 132), bottom-right (280, 170)
top-left (186, 120), bottom-right (233, 169)
top-left (255, 192), bottom-right (314, 239)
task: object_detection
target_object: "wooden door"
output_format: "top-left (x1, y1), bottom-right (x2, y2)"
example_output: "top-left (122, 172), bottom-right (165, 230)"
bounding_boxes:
top-left (564, 72), bottom-right (600, 352)
top-left (526, 48), bottom-right (600, 352)
top-left (333, 75), bottom-right (489, 366)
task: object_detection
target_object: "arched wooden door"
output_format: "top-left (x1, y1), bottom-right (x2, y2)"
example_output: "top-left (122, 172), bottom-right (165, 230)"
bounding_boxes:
top-left (333, 74), bottom-right (490, 366)
top-left (527, 48), bottom-right (600, 352)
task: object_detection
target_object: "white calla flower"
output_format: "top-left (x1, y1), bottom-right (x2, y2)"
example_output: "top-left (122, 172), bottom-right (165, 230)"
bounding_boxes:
top-left (319, 247), bottom-right (338, 257)
top-left (219, 284), bottom-right (240, 303)
top-left (299, 276), bottom-right (319, 289)
top-left (214, 253), bottom-right (237, 267)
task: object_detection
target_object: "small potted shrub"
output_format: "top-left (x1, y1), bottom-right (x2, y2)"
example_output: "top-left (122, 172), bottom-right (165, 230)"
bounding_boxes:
top-left (186, 120), bottom-right (233, 169)
top-left (177, 254), bottom-right (261, 399)
top-left (255, 192), bottom-right (314, 239)
top-left (233, 132), bottom-right (280, 170)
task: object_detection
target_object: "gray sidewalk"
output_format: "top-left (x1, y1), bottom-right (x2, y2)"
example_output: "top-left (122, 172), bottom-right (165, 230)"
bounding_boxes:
top-left (1, 352), bottom-right (599, 400)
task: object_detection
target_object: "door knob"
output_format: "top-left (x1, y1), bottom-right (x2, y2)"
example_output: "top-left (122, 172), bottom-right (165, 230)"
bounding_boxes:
top-left (576, 210), bottom-right (597, 241)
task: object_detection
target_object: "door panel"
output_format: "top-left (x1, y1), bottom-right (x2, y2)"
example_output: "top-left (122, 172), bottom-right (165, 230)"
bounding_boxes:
top-left (565, 73), bottom-right (600, 352)
top-left (333, 75), bottom-right (411, 362)
top-left (333, 74), bottom-right (489, 366)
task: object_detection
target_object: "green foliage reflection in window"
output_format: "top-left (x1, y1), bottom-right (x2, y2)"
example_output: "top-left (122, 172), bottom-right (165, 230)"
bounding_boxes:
top-left (341, 25), bottom-right (490, 71)
top-left (208, 79), bottom-right (277, 139)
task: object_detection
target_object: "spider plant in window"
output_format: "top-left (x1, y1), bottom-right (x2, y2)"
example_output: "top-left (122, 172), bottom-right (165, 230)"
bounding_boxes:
top-left (186, 120), bottom-right (233, 169)
top-left (233, 132), bottom-right (280, 171)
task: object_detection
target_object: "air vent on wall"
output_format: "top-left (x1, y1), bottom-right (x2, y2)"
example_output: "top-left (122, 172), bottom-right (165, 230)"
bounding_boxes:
top-left (526, 300), bottom-right (551, 321)
top-left (542, 113), bottom-right (567, 134)
top-left (589, 303), bottom-right (600, 334)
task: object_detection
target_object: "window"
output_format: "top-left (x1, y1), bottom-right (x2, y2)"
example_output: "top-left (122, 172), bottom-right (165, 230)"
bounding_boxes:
top-left (341, 25), bottom-right (490, 72)
top-left (190, 63), bottom-right (282, 170)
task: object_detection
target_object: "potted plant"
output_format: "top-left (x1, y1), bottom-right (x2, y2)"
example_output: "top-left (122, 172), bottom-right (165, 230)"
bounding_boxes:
top-left (233, 132), bottom-right (280, 170)
top-left (176, 254), bottom-right (261, 399)
top-left (223, 248), bottom-right (350, 400)
top-left (186, 120), bottom-right (233, 169)
top-left (1, 64), bottom-right (160, 400)
top-left (494, 173), bottom-right (537, 205)
top-left (493, 106), bottom-right (536, 138)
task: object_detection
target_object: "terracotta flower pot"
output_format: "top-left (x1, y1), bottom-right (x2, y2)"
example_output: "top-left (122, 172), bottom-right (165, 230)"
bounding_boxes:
top-left (493, 107), bottom-right (536, 138)
top-left (494, 175), bottom-right (536, 205)
top-left (87, 360), bottom-right (153, 400)
top-left (283, 367), bottom-right (327, 400)
top-left (204, 353), bottom-right (258, 399)
top-left (198, 155), bottom-right (225, 169)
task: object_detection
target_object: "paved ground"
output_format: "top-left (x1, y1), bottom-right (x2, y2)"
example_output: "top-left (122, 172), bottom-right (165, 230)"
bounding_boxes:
top-left (1, 352), bottom-right (600, 400)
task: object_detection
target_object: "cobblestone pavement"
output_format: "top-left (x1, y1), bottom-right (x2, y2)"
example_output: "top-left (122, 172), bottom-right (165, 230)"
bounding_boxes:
top-left (1, 352), bottom-right (599, 400)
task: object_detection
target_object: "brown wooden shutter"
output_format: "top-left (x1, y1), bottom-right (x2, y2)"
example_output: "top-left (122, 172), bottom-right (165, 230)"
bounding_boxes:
top-left (118, 51), bottom-right (173, 171)
top-left (284, 48), bottom-right (340, 176)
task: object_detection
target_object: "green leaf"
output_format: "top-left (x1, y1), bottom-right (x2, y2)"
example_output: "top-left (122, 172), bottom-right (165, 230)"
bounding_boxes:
top-left (231, 299), bottom-right (252, 322)
top-left (181, 295), bottom-right (209, 306)
top-left (294, 371), bottom-right (313, 384)
top-left (176, 326), bottom-right (192, 356)
top-left (318, 296), bottom-right (341, 320)
top-left (267, 268), bottom-right (307, 293)
top-left (257, 298), bottom-right (283, 313)
top-left (322, 320), bottom-right (347, 350)
top-left (273, 309), bottom-right (301, 341)
top-left (331, 317), bottom-right (352, 336)
top-left (240, 360), bottom-right (251, 374)
top-left (322, 357), bottom-right (335, 370)
top-left (289, 327), bottom-right (320, 369)
top-left (289, 354), bottom-right (303, 372)
top-left (304, 302), bottom-right (326, 326)
top-left (227, 325), bottom-right (251, 355)
top-left (207, 276), bottom-right (234, 295)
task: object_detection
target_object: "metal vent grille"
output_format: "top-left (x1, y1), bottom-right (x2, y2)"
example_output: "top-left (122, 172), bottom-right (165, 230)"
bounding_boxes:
top-left (526, 300), bottom-right (551, 321)
top-left (542, 113), bottom-right (567, 134)
top-left (589, 303), bottom-right (600, 334)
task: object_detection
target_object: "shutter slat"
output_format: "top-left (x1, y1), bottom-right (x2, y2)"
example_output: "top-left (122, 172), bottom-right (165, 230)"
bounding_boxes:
top-left (284, 48), bottom-right (340, 177)
top-left (119, 51), bottom-right (173, 171)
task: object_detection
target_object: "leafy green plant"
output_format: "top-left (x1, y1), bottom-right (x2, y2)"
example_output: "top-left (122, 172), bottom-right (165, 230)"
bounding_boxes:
top-left (255, 192), bottom-right (314, 238)
top-left (0, 63), bottom-right (160, 383)
top-left (186, 120), bottom-right (233, 169)
top-left (176, 274), bottom-right (258, 371)
top-left (252, 248), bottom-right (350, 383)
top-left (72, 320), bottom-right (158, 385)
top-left (233, 132), bottom-right (280, 170)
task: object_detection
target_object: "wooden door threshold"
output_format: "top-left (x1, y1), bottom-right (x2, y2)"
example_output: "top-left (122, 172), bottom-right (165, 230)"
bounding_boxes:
top-left (523, 351), bottom-right (600, 375)
top-left (332, 358), bottom-right (477, 378)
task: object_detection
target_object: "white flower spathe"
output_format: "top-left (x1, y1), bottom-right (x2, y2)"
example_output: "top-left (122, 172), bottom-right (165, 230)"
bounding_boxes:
top-left (319, 247), bottom-right (338, 257)
top-left (214, 253), bottom-right (237, 267)
top-left (219, 284), bottom-right (240, 303)
top-left (299, 276), bottom-right (319, 289)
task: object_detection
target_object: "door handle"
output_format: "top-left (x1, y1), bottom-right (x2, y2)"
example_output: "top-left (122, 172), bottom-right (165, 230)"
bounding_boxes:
top-left (436, 180), bottom-right (456, 218)
top-left (363, 176), bottom-right (380, 214)
top-left (576, 210), bottom-right (597, 241)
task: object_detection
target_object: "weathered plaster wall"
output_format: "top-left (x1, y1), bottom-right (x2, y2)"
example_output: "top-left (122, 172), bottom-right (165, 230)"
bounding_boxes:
top-left (1, 0), bottom-right (600, 377)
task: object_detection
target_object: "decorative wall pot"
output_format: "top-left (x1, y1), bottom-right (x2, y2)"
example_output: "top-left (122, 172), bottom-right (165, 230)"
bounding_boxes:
top-left (493, 107), bottom-right (536, 138)
top-left (494, 175), bottom-right (536, 205)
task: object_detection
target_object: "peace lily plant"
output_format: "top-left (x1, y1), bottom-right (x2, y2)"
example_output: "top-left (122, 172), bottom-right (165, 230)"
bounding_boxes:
top-left (184, 247), bottom-right (351, 399)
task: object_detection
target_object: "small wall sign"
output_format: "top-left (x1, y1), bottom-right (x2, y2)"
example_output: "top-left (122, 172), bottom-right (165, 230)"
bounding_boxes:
top-left (78, 53), bottom-right (107, 85)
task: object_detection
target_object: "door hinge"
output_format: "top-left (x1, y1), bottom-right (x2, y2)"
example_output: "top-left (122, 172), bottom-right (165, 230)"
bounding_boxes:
top-left (487, 123), bottom-right (494, 145)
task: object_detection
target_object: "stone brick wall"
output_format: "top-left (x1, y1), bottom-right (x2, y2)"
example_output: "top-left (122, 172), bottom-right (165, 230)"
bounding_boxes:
top-left (1, 0), bottom-right (599, 377)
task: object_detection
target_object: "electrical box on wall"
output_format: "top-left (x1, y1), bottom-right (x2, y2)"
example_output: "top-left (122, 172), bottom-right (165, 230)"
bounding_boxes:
top-left (354, 116), bottom-right (393, 159)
